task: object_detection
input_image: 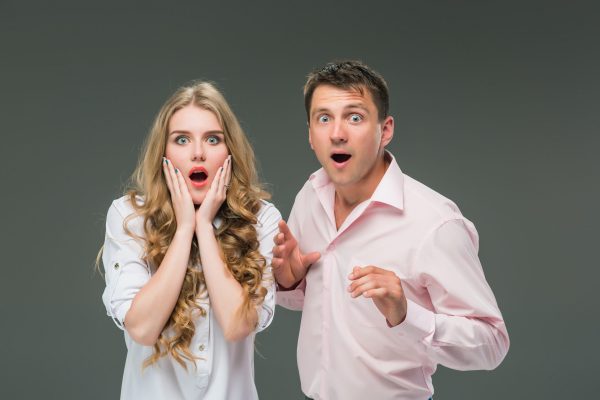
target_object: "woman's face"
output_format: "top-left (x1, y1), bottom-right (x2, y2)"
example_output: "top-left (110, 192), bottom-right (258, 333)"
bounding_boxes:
top-left (165, 105), bottom-right (230, 205)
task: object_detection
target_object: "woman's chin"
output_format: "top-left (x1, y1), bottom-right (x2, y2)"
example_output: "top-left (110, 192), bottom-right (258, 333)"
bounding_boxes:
top-left (191, 194), bottom-right (206, 206)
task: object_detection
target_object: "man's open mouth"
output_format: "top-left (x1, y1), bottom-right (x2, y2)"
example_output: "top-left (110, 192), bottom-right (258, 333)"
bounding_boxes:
top-left (331, 153), bottom-right (351, 163)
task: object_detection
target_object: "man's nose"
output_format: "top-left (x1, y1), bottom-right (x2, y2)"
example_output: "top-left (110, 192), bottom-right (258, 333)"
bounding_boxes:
top-left (330, 121), bottom-right (348, 144)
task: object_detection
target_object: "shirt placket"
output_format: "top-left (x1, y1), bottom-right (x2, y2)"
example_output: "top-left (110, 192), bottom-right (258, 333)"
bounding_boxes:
top-left (321, 232), bottom-right (340, 398)
top-left (192, 305), bottom-right (211, 389)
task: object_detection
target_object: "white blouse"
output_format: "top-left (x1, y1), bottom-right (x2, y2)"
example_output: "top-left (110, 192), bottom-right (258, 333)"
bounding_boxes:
top-left (101, 196), bottom-right (281, 400)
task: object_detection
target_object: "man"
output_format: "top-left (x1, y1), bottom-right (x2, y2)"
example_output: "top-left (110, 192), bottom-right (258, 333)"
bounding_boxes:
top-left (272, 60), bottom-right (509, 400)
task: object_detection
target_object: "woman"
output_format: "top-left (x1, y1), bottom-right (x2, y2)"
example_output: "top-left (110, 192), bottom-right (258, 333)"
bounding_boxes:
top-left (100, 81), bottom-right (281, 399)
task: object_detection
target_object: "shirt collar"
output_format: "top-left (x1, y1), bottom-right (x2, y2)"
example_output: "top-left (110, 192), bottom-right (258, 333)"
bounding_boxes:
top-left (370, 151), bottom-right (404, 211)
top-left (309, 167), bottom-right (331, 188)
top-left (309, 150), bottom-right (405, 211)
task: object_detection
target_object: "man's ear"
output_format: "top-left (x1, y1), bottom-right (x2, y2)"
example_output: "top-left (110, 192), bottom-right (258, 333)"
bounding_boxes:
top-left (308, 123), bottom-right (314, 150)
top-left (380, 116), bottom-right (394, 148)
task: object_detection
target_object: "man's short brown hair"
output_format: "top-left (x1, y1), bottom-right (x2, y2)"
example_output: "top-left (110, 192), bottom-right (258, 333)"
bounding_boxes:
top-left (303, 60), bottom-right (390, 122)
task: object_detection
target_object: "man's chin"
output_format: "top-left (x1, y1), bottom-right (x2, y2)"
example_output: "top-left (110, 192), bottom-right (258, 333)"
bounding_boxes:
top-left (326, 171), bottom-right (354, 187)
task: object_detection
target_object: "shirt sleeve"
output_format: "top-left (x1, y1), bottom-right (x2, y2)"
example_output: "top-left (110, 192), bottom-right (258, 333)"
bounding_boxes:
top-left (274, 194), bottom-right (306, 311)
top-left (101, 200), bottom-right (151, 330)
top-left (254, 202), bottom-right (282, 332)
top-left (392, 218), bottom-right (510, 370)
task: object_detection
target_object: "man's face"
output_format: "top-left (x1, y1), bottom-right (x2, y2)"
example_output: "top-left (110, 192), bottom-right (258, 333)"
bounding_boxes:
top-left (308, 84), bottom-right (393, 191)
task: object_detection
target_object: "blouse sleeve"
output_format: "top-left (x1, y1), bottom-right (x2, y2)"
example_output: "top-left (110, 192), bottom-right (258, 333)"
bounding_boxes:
top-left (101, 199), bottom-right (151, 330)
top-left (253, 201), bottom-right (282, 332)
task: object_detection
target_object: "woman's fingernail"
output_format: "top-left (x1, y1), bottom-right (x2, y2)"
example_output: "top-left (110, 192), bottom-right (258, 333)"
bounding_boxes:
top-left (165, 159), bottom-right (169, 164)
top-left (175, 168), bottom-right (178, 173)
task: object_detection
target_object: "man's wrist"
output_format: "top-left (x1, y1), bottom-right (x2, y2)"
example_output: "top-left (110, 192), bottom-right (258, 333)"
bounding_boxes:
top-left (276, 278), bottom-right (303, 291)
top-left (386, 313), bottom-right (407, 327)
top-left (386, 298), bottom-right (408, 327)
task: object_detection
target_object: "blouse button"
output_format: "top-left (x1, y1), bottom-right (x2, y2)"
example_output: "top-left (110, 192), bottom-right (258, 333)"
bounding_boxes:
top-left (198, 344), bottom-right (205, 351)
top-left (114, 262), bottom-right (120, 270)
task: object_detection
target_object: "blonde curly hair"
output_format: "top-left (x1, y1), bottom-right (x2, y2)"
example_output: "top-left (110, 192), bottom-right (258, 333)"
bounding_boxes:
top-left (123, 81), bottom-right (270, 369)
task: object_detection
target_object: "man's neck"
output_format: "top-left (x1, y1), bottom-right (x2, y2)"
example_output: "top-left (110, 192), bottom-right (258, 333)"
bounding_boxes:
top-left (333, 154), bottom-right (390, 229)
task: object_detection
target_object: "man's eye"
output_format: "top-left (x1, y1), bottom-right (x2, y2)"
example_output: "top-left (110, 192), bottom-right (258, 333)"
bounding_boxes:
top-left (350, 114), bottom-right (362, 123)
top-left (207, 136), bottom-right (220, 145)
top-left (176, 136), bottom-right (190, 145)
top-left (318, 115), bottom-right (330, 123)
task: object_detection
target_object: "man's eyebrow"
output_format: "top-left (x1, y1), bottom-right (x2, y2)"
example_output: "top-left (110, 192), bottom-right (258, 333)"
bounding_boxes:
top-left (311, 107), bottom-right (331, 116)
top-left (311, 104), bottom-right (370, 117)
top-left (344, 103), bottom-right (370, 112)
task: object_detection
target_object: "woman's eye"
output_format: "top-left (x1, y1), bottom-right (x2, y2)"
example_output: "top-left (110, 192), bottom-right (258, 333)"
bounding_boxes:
top-left (318, 115), bottom-right (330, 123)
top-left (175, 136), bottom-right (190, 145)
top-left (350, 114), bottom-right (362, 123)
top-left (207, 136), bottom-right (220, 145)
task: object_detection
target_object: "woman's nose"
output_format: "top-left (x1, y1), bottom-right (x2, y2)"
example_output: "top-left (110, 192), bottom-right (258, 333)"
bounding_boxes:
top-left (192, 141), bottom-right (205, 161)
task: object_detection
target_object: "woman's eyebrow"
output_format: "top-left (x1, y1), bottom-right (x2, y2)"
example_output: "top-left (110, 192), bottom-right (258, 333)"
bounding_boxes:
top-left (169, 129), bottom-right (224, 135)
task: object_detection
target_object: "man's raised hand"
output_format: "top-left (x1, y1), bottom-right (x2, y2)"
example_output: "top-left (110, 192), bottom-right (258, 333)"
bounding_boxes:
top-left (272, 220), bottom-right (320, 289)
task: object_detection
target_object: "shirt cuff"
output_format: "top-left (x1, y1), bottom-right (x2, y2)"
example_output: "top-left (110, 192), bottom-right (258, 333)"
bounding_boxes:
top-left (111, 300), bottom-right (133, 331)
top-left (275, 279), bottom-right (305, 310)
top-left (255, 282), bottom-right (276, 332)
top-left (390, 299), bottom-right (435, 341)
top-left (256, 303), bottom-right (275, 332)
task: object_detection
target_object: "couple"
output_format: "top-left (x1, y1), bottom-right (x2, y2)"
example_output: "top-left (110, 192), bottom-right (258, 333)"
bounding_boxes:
top-left (100, 61), bottom-right (509, 400)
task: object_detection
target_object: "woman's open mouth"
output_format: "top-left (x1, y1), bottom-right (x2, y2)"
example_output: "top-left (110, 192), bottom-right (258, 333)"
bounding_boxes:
top-left (189, 167), bottom-right (208, 188)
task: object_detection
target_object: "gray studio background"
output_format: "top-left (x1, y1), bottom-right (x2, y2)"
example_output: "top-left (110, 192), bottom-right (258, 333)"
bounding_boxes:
top-left (1, 1), bottom-right (598, 399)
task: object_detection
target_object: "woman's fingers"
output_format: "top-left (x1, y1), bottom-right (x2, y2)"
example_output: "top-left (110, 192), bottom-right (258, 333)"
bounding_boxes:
top-left (170, 166), bottom-right (182, 199)
top-left (195, 156), bottom-right (232, 225)
top-left (217, 160), bottom-right (227, 196)
top-left (162, 158), bottom-right (175, 195)
top-left (212, 164), bottom-right (223, 193)
top-left (202, 163), bottom-right (222, 207)
top-left (217, 156), bottom-right (231, 198)
top-left (164, 157), bottom-right (181, 198)
top-left (174, 162), bottom-right (191, 200)
top-left (225, 155), bottom-right (232, 188)
top-left (163, 157), bottom-right (196, 232)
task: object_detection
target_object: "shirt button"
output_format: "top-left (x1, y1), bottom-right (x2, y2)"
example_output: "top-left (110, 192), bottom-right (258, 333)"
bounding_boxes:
top-left (198, 344), bottom-right (205, 351)
top-left (114, 262), bottom-right (120, 270)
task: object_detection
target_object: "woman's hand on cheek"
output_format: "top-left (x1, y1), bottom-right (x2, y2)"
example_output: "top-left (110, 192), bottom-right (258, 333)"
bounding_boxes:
top-left (163, 157), bottom-right (196, 234)
top-left (196, 155), bottom-right (231, 227)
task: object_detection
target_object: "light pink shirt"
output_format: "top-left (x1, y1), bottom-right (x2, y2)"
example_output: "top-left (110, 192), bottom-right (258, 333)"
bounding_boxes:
top-left (277, 153), bottom-right (509, 400)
